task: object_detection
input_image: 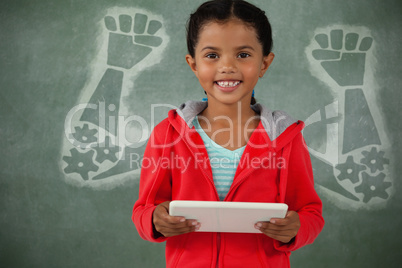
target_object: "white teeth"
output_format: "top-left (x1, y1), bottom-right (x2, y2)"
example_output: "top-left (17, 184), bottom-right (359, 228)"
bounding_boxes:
top-left (217, 81), bottom-right (240, 87)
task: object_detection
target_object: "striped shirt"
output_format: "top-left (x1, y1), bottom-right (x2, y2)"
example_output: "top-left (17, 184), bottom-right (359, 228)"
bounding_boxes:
top-left (193, 116), bottom-right (246, 200)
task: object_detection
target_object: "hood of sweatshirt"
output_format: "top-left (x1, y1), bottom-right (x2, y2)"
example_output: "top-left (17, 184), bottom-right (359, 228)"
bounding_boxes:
top-left (167, 100), bottom-right (304, 151)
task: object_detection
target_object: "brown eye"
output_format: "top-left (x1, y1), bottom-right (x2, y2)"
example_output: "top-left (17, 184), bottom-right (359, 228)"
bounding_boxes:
top-left (206, 53), bottom-right (218, 59)
top-left (238, 52), bottom-right (250, 58)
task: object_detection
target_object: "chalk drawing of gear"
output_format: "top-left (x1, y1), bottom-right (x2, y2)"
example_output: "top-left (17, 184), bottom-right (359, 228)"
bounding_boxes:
top-left (304, 26), bottom-right (393, 210)
top-left (60, 7), bottom-right (169, 189)
top-left (68, 124), bottom-right (98, 149)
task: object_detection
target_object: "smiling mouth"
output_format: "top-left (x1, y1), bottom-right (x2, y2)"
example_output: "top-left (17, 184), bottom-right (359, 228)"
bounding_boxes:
top-left (215, 81), bottom-right (241, 88)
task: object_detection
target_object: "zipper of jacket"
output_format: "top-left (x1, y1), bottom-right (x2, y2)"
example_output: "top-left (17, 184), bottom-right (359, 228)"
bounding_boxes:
top-left (178, 129), bottom-right (223, 267)
top-left (225, 149), bottom-right (276, 200)
top-left (224, 162), bottom-right (258, 201)
top-left (216, 233), bottom-right (221, 268)
top-left (180, 130), bottom-right (220, 200)
top-left (174, 125), bottom-right (225, 267)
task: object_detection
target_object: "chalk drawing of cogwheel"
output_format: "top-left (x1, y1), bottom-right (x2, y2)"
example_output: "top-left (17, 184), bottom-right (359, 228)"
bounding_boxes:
top-left (304, 26), bottom-right (393, 210)
top-left (60, 7), bottom-right (169, 189)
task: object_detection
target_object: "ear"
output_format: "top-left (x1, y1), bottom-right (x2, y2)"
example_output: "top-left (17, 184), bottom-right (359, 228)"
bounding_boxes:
top-left (259, 52), bottom-right (275, 78)
top-left (186, 54), bottom-right (198, 76)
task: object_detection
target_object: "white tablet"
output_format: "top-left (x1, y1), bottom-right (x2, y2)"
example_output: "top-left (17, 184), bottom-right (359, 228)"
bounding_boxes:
top-left (169, 201), bottom-right (288, 233)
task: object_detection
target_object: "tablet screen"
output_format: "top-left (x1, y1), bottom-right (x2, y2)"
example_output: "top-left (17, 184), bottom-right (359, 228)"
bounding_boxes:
top-left (169, 201), bottom-right (288, 233)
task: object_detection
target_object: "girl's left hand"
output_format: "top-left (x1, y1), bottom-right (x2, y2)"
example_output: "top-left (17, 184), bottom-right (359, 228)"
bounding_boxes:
top-left (254, 211), bottom-right (300, 243)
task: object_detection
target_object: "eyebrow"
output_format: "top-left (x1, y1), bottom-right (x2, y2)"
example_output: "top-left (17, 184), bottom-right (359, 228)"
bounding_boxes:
top-left (200, 45), bottom-right (256, 52)
top-left (200, 46), bottom-right (219, 52)
top-left (237, 46), bottom-right (255, 51)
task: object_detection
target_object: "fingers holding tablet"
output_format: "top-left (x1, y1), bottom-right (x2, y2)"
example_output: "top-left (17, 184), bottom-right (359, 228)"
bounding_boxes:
top-left (255, 211), bottom-right (300, 243)
top-left (153, 201), bottom-right (200, 237)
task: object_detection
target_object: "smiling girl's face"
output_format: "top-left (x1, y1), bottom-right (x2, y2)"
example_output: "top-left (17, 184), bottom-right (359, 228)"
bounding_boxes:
top-left (186, 19), bottom-right (274, 107)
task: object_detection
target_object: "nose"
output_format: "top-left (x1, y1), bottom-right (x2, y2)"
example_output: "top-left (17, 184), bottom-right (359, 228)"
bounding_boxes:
top-left (218, 56), bottom-right (237, 74)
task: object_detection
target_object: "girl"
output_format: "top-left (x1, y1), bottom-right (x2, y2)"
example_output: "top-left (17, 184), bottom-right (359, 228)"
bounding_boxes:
top-left (133, 0), bottom-right (324, 267)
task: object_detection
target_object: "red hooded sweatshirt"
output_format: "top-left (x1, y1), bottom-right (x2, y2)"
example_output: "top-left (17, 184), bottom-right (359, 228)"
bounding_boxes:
top-left (133, 101), bottom-right (324, 268)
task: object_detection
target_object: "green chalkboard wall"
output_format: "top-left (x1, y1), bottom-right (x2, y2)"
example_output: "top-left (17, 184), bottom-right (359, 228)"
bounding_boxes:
top-left (1, 0), bottom-right (401, 267)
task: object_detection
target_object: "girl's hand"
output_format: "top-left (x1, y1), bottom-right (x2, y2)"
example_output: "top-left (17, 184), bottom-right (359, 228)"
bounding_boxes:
top-left (254, 211), bottom-right (300, 243)
top-left (153, 201), bottom-right (200, 238)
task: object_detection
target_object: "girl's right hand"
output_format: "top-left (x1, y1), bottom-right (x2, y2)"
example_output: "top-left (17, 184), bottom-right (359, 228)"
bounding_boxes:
top-left (153, 201), bottom-right (200, 237)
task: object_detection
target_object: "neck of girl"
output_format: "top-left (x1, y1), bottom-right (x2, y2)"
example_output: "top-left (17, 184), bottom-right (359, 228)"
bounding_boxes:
top-left (202, 99), bottom-right (259, 127)
top-left (199, 99), bottom-right (260, 150)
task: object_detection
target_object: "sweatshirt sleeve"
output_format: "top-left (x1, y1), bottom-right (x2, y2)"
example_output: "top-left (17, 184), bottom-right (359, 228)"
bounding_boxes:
top-left (274, 132), bottom-right (325, 252)
top-left (132, 120), bottom-right (172, 243)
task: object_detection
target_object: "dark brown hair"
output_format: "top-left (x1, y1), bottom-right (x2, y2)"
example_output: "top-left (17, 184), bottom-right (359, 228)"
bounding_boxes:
top-left (187, 0), bottom-right (273, 104)
top-left (186, 0), bottom-right (273, 57)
